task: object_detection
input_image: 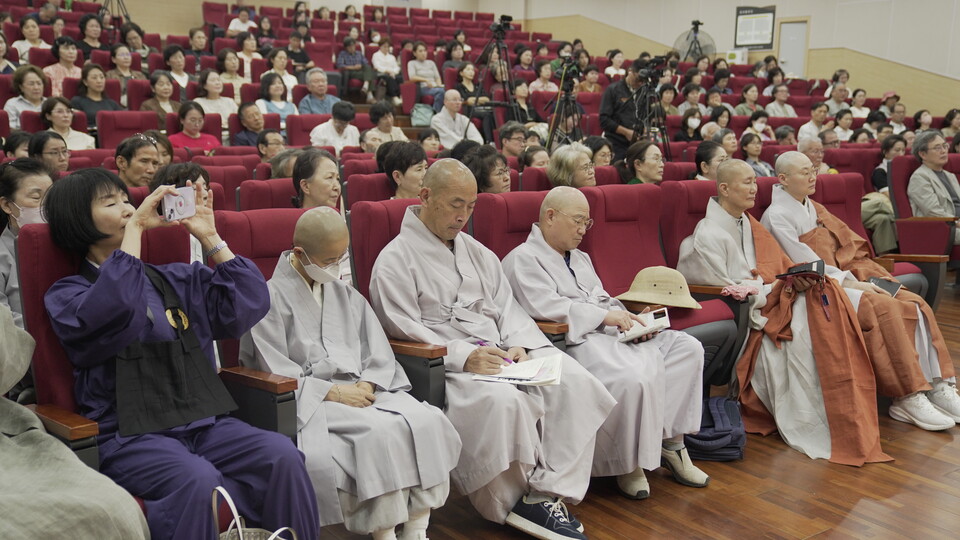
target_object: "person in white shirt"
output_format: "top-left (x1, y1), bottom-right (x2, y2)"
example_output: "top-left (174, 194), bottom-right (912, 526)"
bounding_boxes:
top-left (798, 102), bottom-right (833, 141)
top-left (430, 90), bottom-right (483, 149)
top-left (849, 88), bottom-right (871, 119)
top-left (889, 103), bottom-right (908, 134)
top-left (193, 69), bottom-right (238, 119)
top-left (309, 101), bottom-right (360, 156)
top-left (264, 48), bottom-right (298, 102)
top-left (371, 38), bottom-right (403, 106)
top-left (833, 109), bottom-right (854, 142)
top-left (764, 84), bottom-right (797, 118)
top-left (227, 8), bottom-right (258, 38)
top-left (824, 83), bottom-right (849, 116)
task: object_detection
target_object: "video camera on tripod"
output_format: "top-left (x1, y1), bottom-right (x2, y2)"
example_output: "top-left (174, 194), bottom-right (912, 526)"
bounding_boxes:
top-left (489, 15), bottom-right (513, 37)
top-left (636, 55), bottom-right (668, 84)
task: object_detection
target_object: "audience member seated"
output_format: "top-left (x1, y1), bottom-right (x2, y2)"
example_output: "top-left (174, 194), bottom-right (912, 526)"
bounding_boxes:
top-left (431, 90), bottom-right (483, 149)
top-left (42, 168), bottom-right (321, 540)
top-left (713, 128), bottom-right (739, 157)
top-left (583, 135), bottom-right (613, 167)
top-left (529, 60), bottom-right (559, 94)
top-left (907, 131), bottom-right (960, 243)
top-left (3, 131), bottom-right (30, 158)
top-left (298, 68), bottom-right (340, 115)
top-left (457, 62), bottom-right (495, 142)
top-left (236, 32), bottom-right (262, 83)
top-left (834, 109), bottom-right (854, 141)
top-left (823, 68), bottom-right (850, 98)
top-left (242, 206), bottom-right (460, 540)
top-left (514, 46), bottom-right (534, 74)
top-left (845, 88), bottom-right (869, 118)
top-left (255, 17), bottom-right (276, 50)
top-left (941, 108), bottom-right (960, 139)
top-left (604, 49), bottom-right (626, 78)
top-left (522, 145), bottom-right (549, 171)
top-left (358, 129), bottom-right (382, 154)
top-left (546, 142), bottom-right (595, 188)
top-left (227, 7), bottom-right (258, 38)
top-left (798, 102), bottom-right (833, 141)
top-left (418, 128), bottom-right (441, 152)
top-left (879, 91), bottom-right (900, 118)
top-left (913, 109), bottom-right (934, 132)
top-left (577, 65), bottom-right (602, 94)
top-left (875, 123), bottom-right (895, 143)
top-left (798, 137), bottom-right (836, 175)
top-left (764, 151), bottom-right (960, 425)
top-left (658, 84), bottom-right (678, 115)
top-left (255, 72), bottom-right (298, 130)
top-left (310, 101), bottom-right (359, 156)
top-left (194, 69), bottom-right (238, 118)
top-left (121, 22), bottom-right (156, 71)
top-left (337, 37), bottom-right (375, 103)
top-left (463, 144), bottom-right (511, 193)
top-left (499, 121), bottom-right (526, 160)
top-left (505, 81), bottom-right (546, 131)
top-left (286, 31), bottom-right (314, 82)
top-left (218, 48), bottom-right (245, 104)
top-left (850, 128), bottom-right (873, 143)
top-left (70, 64), bottom-right (122, 132)
top-left (12, 16), bottom-right (49, 65)
top-left (140, 71), bottom-right (181, 130)
top-left (706, 89), bottom-right (735, 118)
top-left (677, 83), bottom-right (706, 116)
top-left (442, 41), bottom-right (466, 72)
top-left (694, 140), bottom-right (728, 182)
top-left (29, 2), bottom-right (58, 26)
top-left (775, 125), bottom-right (797, 146)
top-left (168, 101), bottom-right (221, 152)
top-left (504, 186), bottom-right (709, 500)
top-left (256, 129), bottom-right (285, 163)
top-left (824, 83), bottom-right (849, 116)
top-left (734, 84), bottom-right (761, 116)
top-left (707, 104), bottom-right (731, 131)
top-left (28, 130), bottom-right (68, 173)
top-left (76, 14), bottom-right (108, 59)
top-left (0, 31), bottom-right (19, 75)
top-left (292, 147), bottom-right (341, 211)
top-left (407, 41), bottom-right (445, 113)
top-left (4, 66), bottom-right (45, 131)
top-left (265, 48), bottom-right (297, 101)
top-left (711, 68), bottom-right (732, 95)
top-left (114, 133), bottom-right (160, 188)
top-left (451, 29), bottom-right (471, 53)
top-left (369, 38), bottom-right (402, 106)
top-left (185, 27), bottom-right (212, 67)
top-left (741, 132), bottom-right (774, 177)
top-left (744, 110), bottom-right (775, 141)
top-left (677, 159), bottom-right (889, 466)
top-left (145, 129), bottom-right (172, 166)
top-left (163, 45), bottom-right (197, 101)
top-left (384, 141), bottom-right (428, 199)
top-left (674, 108), bottom-right (703, 143)
top-left (105, 43), bottom-right (145, 107)
top-left (369, 100), bottom-right (407, 142)
top-left (41, 36), bottom-right (80, 98)
top-left (616, 140), bottom-right (663, 184)
top-left (270, 148), bottom-right (300, 178)
top-left (0, 157), bottom-right (52, 328)
top-left (42, 96), bottom-right (94, 151)
top-left (699, 121), bottom-right (720, 142)
top-left (681, 68), bottom-right (704, 94)
top-left (764, 84), bottom-right (797, 118)
top-left (233, 101), bottom-right (262, 146)
top-left (369, 159), bottom-right (615, 539)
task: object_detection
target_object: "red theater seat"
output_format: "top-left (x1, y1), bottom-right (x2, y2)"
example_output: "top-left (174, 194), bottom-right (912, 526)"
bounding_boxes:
top-left (192, 154), bottom-right (260, 178)
top-left (346, 172), bottom-right (395, 209)
top-left (165, 112), bottom-right (222, 139)
top-left (95, 111), bottom-right (160, 149)
top-left (21, 110), bottom-right (87, 134)
top-left (471, 191), bottom-right (549, 259)
top-left (343, 159), bottom-right (379, 180)
top-left (237, 178), bottom-right (297, 210)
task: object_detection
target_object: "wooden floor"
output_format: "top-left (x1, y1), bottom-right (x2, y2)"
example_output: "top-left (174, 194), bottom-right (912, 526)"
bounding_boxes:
top-left (324, 278), bottom-right (960, 540)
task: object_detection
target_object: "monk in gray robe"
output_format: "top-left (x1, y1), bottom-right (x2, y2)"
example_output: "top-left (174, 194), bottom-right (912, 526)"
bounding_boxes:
top-left (369, 159), bottom-right (616, 540)
top-left (502, 186), bottom-right (708, 500)
top-left (241, 207), bottom-right (461, 540)
top-left (0, 303), bottom-right (150, 539)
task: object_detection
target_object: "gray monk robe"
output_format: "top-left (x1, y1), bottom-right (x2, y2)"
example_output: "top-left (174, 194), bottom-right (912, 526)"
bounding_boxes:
top-left (241, 253), bottom-right (461, 531)
top-left (502, 224), bottom-right (704, 475)
top-left (0, 303), bottom-right (149, 540)
top-left (370, 206), bottom-right (616, 523)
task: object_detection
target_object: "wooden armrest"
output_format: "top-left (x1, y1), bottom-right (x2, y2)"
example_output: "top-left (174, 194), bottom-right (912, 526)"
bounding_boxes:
top-left (220, 366), bottom-right (298, 394)
top-left (878, 254), bottom-right (949, 263)
top-left (688, 285), bottom-right (726, 296)
top-left (389, 339), bottom-right (447, 358)
top-left (536, 321), bottom-right (569, 334)
top-left (620, 300), bottom-right (666, 312)
top-left (29, 404), bottom-right (98, 441)
top-left (897, 216), bottom-right (958, 223)
top-left (872, 257), bottom-right (895, 272)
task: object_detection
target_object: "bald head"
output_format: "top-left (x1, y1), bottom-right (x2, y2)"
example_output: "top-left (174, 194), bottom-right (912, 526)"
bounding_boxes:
top-left (716, 159), bottom-right (753, 189)
top-left (443, 89), bottom-right (463, 114)
top-left (422, 158), bottom-right (476, 195)
top-left (774, 150), bottom-right (811, 176)
top-left (540, 186), bottom-right (586, 220)
top-left (293, 206), bottom-right (347, 255)
top-left (419, 159), bottom-right (479, 244)
top-left (715, 159), bottom-right (757, 216)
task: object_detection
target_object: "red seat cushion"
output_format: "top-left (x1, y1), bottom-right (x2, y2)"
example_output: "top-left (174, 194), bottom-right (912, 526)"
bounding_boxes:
top-left (892, 262), bottom-right (921, 276)
top-left (669, 299), bottom-right (735, 330)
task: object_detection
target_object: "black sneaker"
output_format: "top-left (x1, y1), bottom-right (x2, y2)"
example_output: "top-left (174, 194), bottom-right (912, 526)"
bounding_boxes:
top-left (505, 496), bottom-right (587, 540)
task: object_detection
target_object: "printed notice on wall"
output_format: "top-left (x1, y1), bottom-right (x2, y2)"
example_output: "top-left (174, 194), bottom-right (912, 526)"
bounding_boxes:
top-left (735, 6), bottom-right (775, 50)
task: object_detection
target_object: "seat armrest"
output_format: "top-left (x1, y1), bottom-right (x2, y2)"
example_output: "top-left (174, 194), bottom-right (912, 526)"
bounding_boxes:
top-left (872, 257), bottom-right (895, 273)
top-left (879, 254), bottom-right (949, 263)
top-left (29, 404), bottom-right (99, 441)
top-left (389, 340), bottom-right (447, 358)
top-left (688, 285), bottom-right (727, 296)
top-left (536, 321), bottom-right (569, 334)
top-left (219, 366), bottom-right (298, 394)
top-left (620, 300), bottom-right (666, 312)
top-left (900, 216), bottom-right (958, 223)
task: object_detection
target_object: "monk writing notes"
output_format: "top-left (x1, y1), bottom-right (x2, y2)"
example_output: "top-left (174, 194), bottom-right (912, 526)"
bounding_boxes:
top-left (370, 159), bottom-right (616, 540)
top-left (762, 151), bottom-right (960, 430)
top-left (677, 159), bottom-right (890, 466)
top-left (241, 207), bottom-right (461, 540)
top-left (502, 186), bottom-right (709, 500)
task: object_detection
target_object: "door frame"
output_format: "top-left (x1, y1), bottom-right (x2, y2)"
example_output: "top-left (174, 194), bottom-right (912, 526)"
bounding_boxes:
top-left (775, 17), bottom-right (810, 79)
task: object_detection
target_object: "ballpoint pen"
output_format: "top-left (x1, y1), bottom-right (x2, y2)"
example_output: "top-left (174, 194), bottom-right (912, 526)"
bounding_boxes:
top-left (476, 340), bottom-right (513, 364)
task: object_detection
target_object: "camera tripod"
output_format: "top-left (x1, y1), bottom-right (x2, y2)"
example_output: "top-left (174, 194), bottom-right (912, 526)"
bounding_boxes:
top-left (545, 61), bottom-right (583, 151)
top-left (463, 22), bottom-right (521, 141)
top-left (630, 80), bottom-right (670, 159)
top-left (683, 20), bottom-right (705, 62)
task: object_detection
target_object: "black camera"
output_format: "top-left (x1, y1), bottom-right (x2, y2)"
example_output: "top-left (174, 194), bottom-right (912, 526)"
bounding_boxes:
top-left (490, 15), bottom-right (513, 36)
top-left (636, 55), bottom-right (666, 82)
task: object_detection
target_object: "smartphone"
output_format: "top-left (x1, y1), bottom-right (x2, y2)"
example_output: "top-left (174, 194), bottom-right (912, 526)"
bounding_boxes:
top-left (161, 186), bottom-right (197, 222)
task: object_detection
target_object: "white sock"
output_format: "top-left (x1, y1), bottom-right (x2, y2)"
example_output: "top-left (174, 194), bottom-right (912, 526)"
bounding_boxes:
top-left (372, 528), bottom-right (397, 540)
top-left (399, 511), bottom-right (430, 540)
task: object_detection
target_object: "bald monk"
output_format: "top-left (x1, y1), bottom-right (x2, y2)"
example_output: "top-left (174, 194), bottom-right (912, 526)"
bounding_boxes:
top-left (677, 159), bottom-right (891, 466)
top-left (761, 151), bottom-right (960, 430)
top-left (502, 186), bottom-right (708, 500)
top-left (370, 159), bottom-right (616, 540)
top-left (240, 207), bottom-right (462, 540)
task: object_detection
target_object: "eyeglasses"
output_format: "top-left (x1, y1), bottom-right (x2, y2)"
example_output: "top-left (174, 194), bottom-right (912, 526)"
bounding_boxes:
top-left (506, 136), bottom-right (526, 143)
top-left (555, 209), bottom-right (594, 230)
top-left (644, 155), bottom-right (664, 163)
top-left (577, 163), bottom-right (595, 173)
top-left (43, 149), bottom-right (71, 158)
top-left (929, 143), bottom-right (950, 152)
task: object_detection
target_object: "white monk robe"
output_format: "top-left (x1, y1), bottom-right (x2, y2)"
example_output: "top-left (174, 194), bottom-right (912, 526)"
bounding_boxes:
top-left (240, 253), bottom-right (462, 531)
top-left (761, 185), bottom-right (949, 383)
top-left (677, 198), bottom-right (832, 459)
top-left (502, 224), bottom-right (704, 475)
top-left (370, 206), bottom-right (616, 523)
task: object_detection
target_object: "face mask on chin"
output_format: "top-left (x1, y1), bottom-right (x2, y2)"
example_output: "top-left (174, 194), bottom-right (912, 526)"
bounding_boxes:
top-left (298, 252), bottom-right (340, 285)
top-left (12, 203), bottom-right (45, 228)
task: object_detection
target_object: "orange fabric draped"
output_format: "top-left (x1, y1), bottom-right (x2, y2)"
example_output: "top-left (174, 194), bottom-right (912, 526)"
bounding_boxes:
top-left (736, 214), bottom-right (891, 466)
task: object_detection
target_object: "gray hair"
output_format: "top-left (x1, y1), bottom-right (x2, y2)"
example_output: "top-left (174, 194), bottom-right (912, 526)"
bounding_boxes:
top-left (712, 128), bottom-right (735, 144)
top-left (913, 129), bottom-right (945, 161)
top-left (546, 143), bottom-right (590, 187)
top-left (774, 125), bottom-right (795, 142)
top-left (305, 68), bottom-right (327, 80)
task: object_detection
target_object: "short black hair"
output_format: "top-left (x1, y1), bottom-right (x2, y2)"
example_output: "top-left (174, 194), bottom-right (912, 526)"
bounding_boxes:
top-left (259, 72), bottom-right (287, 101)
top-left (375, 140), bottom-right (402, 172)
top-left (583, 135), bottom-right (612, 158)
top-left (78, 13), bottom-right (102, 36)
top-left (383, 142), bottom-right (427, 188)
top-left (695, 140), bottom-right (724, 176)
top-left (40, 96), bottom-right (71, 128)
top-left (150, 162), bottom-right (211, 192)
top-left (44, 168), bottom-right (128, 257)
top-left (51, 36), bottom-right (77, 61)
top-left (417, 128), bottom-right (440, 144)
top-left (116, 133), bottom-right (157, 163)
top-left (368, 101), bottom-right (393, 125)
top-left (3, 131), bottom-right (31, 157)
top-left (255, 128), bottom-right (282, 157)
top-left (331, 101), bottom-right (356, 122)
top-left (713, 68), bottom-right (730, 81)
top-left (238, 101), bottom-right (258, 123)
top-left (0, 157), bottom-right (50, 229)
top-left (462, 145), bottom-right (506, 192)
top-left (27, 131), bottom-right (64, 161)
top-left (450, 139), bottom-right (481, 161)
top-left (178, 101), bottom-right (204, 123)
top-left (498, 121), bottom-right (525, 142)
top-left (195, 69), bottom-right (216, 98)
top-left (291, 148), bottom-right (337, 207)
top-left (163, 44), bottom-right (184, 64)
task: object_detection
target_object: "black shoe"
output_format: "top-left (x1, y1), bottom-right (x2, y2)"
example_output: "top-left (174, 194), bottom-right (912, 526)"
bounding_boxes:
top-left (505, 496), bottom-right (586, 540)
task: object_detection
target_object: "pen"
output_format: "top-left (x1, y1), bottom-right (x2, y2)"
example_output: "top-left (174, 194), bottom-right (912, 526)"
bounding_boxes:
top-left (477, 340), bottom-right (513, 364)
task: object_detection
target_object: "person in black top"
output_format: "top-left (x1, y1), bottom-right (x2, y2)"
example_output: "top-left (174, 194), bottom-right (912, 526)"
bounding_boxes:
top-left (599, 57), bottom-right (647, 161)
top-left (76, 13), bottom-right (109, 60)
top-left (505, 81), bottom-right (544, 127)
top-left (674, 108), bottom-right (703, 143)
top-left (69, 63), bottom-right (122, 132)
top-left (456, 62), bottom-right (494, 142)
top-left (185, 27), bottom-right (213, 70)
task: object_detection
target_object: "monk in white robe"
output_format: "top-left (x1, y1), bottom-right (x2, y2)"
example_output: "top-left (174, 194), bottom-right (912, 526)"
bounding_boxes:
top-left (502, 186), bottom-right (708, 500)
top-left (761, 151), bottom-right (960, 430)
top-left (241, 207), bottom-right (462, 540)
top-left (677, 159), bottom-right (890, 466)
top-left (370, 159), bottom-right (616, 540)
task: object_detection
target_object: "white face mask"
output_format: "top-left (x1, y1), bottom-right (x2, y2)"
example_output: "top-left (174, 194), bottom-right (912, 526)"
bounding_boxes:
top-left (12, 203), bottom-right (45, 227)
top-left (687, 118), bottom-right (701, 129)
top-left (753, 121), bottom-right (767, 132)
top-left (299, 253), bottom-right (340, 285)
top-left (372, 34), bottom-right (380, 44)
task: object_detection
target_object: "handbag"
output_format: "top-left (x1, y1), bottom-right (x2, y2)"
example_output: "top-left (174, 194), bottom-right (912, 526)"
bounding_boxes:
top-left (213, 486), bottom-right (300, 540)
